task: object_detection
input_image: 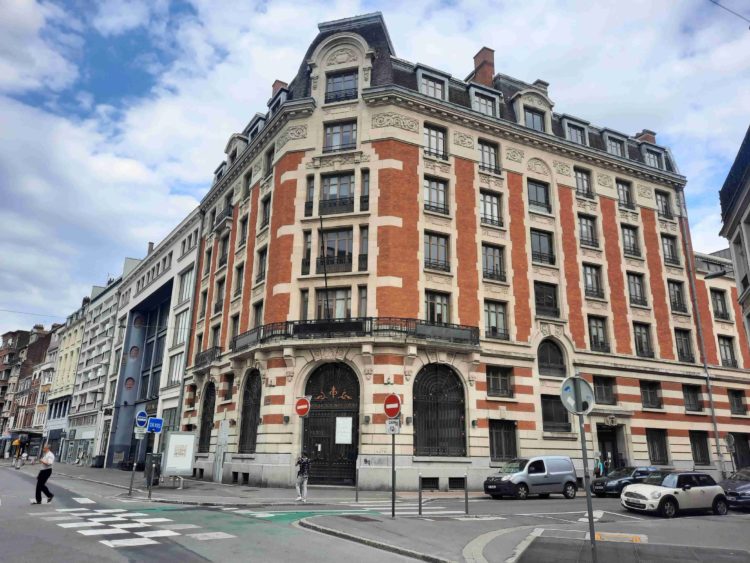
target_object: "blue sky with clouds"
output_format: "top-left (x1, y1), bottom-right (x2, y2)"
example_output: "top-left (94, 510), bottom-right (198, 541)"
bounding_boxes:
top-left (1, 0), bottom-right (749, 334)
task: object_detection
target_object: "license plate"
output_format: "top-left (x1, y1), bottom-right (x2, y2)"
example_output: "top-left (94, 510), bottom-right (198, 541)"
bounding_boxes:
top-left (594, 485), bottom-right (603, 490)
top-left (487, 485), bottom-right (496, 489)
top-left (628, 501), bottom-right (644, 507)
top-left (727, 495), bottom-right (736, 500)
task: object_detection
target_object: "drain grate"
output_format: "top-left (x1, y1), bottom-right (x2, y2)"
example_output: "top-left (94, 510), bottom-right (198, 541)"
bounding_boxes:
top-left (339, 515), bottom-right (379, 522)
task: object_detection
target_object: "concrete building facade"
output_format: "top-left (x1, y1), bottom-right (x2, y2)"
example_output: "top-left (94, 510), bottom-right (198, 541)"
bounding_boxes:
top-left (180, 13), bottom-right (750, 489)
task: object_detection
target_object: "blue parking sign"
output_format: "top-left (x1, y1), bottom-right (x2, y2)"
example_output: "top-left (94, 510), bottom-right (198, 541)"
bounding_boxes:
top-left (147, 417), bottom-right (163, 433)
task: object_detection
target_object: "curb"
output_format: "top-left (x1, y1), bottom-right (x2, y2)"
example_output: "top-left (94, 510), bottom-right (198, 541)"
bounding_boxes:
top-left (127, 496), bottom-right (336, 508)
top-left (298, 516), bottom-right (455, 563)
top-left (54, 471), bottom-right (143, 493)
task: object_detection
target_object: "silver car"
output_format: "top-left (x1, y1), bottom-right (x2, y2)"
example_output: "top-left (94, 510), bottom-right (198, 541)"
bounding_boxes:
top-left (484, 456), bottom-right (578, 500)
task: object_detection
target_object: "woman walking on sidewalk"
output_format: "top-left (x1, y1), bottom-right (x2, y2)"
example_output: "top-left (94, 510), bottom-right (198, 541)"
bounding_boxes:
top-left (31, 445), bottom-right (55, 505)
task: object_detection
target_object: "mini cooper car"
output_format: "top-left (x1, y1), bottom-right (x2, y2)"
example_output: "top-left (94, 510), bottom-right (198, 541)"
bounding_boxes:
top-left (621, 470), bottom-right (728, 518)
top-left (590, 466), bottom-right (657, 497)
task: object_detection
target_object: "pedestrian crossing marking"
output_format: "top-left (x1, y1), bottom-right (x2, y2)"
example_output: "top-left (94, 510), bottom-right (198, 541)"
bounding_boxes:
top-left (136, 530), bottom-right (181, 538)
top-left (88, 517), bottom-right (127, 523)
top-left (157, 523), bottom-right (200, 530)
top-left (78, 528), bottom-right (130, 536)
top-left (380, 510), bottom-right (464, 516)
top-left (58, 522), bottom-right (105, 528)
top-left (187, 532), bottom-right (237, 541)
top-left (100, 538), bottom-right (159, 548)
top-left (40, 516), bottom-right (82, 521)
top-left (73, 497), bottom-right (96, 504)
top-left (117, 512), bottom-right (149, 517)
top-left (134, 517), bottom-right (173, 523)
top-left (111, 523), bottom-right (152, 529)
top-left (94, 509), bottom-right (127, 514)
top-left (56, 508), bottom-right (88, 512)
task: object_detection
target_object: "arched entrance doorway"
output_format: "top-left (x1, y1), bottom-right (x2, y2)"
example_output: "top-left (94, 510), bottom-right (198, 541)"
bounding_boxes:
top-left (413, 364), bottom-right (466, 456)
top-left (303, 363), bottom-right (359, 485)
top-left (198, 382), bottom-right (216, 453)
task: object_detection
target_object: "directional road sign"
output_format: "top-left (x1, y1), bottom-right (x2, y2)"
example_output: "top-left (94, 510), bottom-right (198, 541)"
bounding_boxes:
top-left (135, 410), bottom-right (148, 428)
top-left (383, 394), bottom-right (402, 419)
top-left (147, 417), bottom-right (163, 433)
top-left (295, 397), bottom-right (311, 417)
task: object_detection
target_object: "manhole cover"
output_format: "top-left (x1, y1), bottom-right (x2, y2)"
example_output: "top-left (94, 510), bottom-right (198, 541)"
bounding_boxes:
top-left (339, 515), bottom-right (379, 522)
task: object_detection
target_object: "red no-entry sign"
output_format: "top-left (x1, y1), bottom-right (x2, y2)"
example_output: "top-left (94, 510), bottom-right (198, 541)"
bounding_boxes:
top-left (295, 397), bottom-right (311, 417)
top-left (383, 394), bottom-right (401, 418)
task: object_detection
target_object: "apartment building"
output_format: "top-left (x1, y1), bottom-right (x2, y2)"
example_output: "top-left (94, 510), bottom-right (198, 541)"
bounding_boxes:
top-left (0, 330), bottom-right (30, 455)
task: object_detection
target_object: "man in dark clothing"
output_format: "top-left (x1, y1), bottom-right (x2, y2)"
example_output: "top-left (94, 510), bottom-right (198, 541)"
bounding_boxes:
top-left (32, 445), bottom-right (55, 504)
top-left (295, 451), bottom-right (310, 502)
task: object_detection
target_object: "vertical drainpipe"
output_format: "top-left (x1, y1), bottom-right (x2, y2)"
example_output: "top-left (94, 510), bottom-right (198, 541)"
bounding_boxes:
top-left (676, 187), bottom-right (727, 479)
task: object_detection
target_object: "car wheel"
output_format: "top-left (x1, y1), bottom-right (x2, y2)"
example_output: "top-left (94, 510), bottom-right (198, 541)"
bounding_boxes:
top-left (516, 484), bottom-right (529, 500)
top-left (660, 498), bottom-right (678, 518)
top-left (563, 482), bottom-right (577, 499)
top-left (713, 497), bottom-right (728, 516)
top-left (490, 494), bottom-right (502, 500)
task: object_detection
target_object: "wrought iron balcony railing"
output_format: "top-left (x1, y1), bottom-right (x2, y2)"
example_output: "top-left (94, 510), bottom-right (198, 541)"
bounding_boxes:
top-left (424, 147), bottom-right (449, 161)
top-left (424, 259), bottom-right (450, 272)
top-left (213, 205), bottom-right (233, 229)
top-left (319, 197), bottom-right (354, 216)
top-left (722, 358), bottom-right (738, 368)
top-left (590, 339), bottom-right (611, 353)
top-left (664, 255), bottom-right (681, 266)
top-left (532, 251), bottom-right (555, 265)
top-left (485, 327), bottom-right (510, 340)
top-left (580, 235), bottom-right (599, 248)
top-left (585, 287), bottom-right (604, 299)
top-left (194, 346), bottom-right (222, 370)
top-left (623, 244), bottom-right (641, 257)
top-left (576, 189), bottom-right (595, 200)
top-left (619, 200), bottom-right (636, 210)
top-left (714, 310), bottom-right (731, 321)
top-left (479, 164), bottom-right (502, 175)
top-left (424, 202), bottom-right (449, 215)
top-left (324, 89), bottom-right (357, 103)
top-left (536, 305), bottom-right (560, 318)
top-left (316, 254), bottom-right (353, 274)
top-left (483, 268), bottom-right (506, 282)
top-left (529, 200), bottom-right (552, 213)
top-left (323, 142), bottom-right (357, 153)
top-left (658, 208), bottom-right (674, 220)
top-left (671, 300), bottom-right (688, 313)
top-left (480, 215), bottom-right (503, 228)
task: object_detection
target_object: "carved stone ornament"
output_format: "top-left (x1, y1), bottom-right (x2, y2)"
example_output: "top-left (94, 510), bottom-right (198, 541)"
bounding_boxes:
top-left (532, 265), bottom-right (557, 279)
top-left (506, 147), bottom-right (524, 163)
top-left (424, 159), bottom-right (451, 174)
top-left (530, 213), bottom-right (554, 226)
top-left (311, 347), bottom-right (349, 362)
top-left (524, 94), bottom-right (547, 109)
top-left (540, 322), bottom-right (551, 336)
top-left (276, 124), bottom-right (307, 151)
top-left (252, 161), bottom-right (262, 178)
top-left (371, 112), bottom-right (418, 133)
top-left (597, 173), bottom-right (613, 188)
top-left (306, 151), bottom-right (370, 169)
top-left (257, 228), bottom-right (268, 244)
top-left (261, 175), bottom-right (272, 193)
top-left (363, 67), bottom-right (371, 83)
top-left (527, 158), bottom-right (550, 176)
top-left (311, 75), bottom-right (319, 91)
top-left (553, 325), bottom-right (563, 337)
top-left (632, 308), bottom-right (650, 320)
top-left (577, 199), bottom-right (598, 213)
top-left (625, 258), bottom-right (643, 268)
top-left (485, 284), bottom-right (509, 296)
top-left (327, 48), bottom-right (357, 66)
top-left (481, 227), bottom-right (506, 239)
top-left (252, 285), bottom-right (264, 298)
top-left (478, 173), bottom-right (504, 189)
top-left (581, 248), bottom-right (602, 259)
top-left (637, 184), bottom-right (653, 199)
top-left (453, 131), bottom-right (474, 149)
top-left (361, 344), bottom-right (373, 381)
top-left (552, 160), bottom-right (572, 176)
top-left (403, 345), bottom-right (418, 381)
top-left (587, 300), bottom-right (608, 311)
top-left (426, 273), bottom-right (450, 285)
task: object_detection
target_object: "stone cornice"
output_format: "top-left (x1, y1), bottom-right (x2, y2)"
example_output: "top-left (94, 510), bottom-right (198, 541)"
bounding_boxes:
top-left (362, 85), bottom-right (687, 189)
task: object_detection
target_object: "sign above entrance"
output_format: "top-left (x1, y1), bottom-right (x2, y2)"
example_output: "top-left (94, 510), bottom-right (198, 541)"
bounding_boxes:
top-left (560, 376), bottom-right (595, 415)
top-left (295, 397), bottom-right (311, 417)
top-left (135, 410), bottom-right (148, 428)
top-left (383, 394), bottom-right (402, 419)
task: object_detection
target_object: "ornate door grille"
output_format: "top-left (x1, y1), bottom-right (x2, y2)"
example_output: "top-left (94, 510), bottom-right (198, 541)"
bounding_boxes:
top-left (238, 371), bottom-right (262, 454)
top-left (198, 382), bottom-right (216, 453)
top-left (413, 364), bottom-right (466, 456)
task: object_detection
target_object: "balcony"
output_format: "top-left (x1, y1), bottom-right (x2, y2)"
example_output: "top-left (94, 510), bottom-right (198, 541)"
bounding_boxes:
top-left (230, 317), bottom-right (480, 354)
top-left (722, 358), bottom-right (738, 368)
top-left (255, 271), bottom-right (266, 284)
top-left (658, 209), bottom-right (674, 220)
top-left (532, 251), bottom-right (555, 265)
top-left (580, 235), bottom-right (599, 248)
top-left (678, 351), bottom-right (695, 363)
top-left (324, 88), bottom-right (357, 104)
top-left (194, 347), bottom-right (222, 372)
top-left (664, 255), bottom-right (681, 266)
top-left (630, 296), bottom-right (648, 307)
top-left (623, 244), bottom-right (641, 257)
top-left (485, 326), bottom-right (510, 341)
top-left (213, 301), bottom-right (223, 315)
top-left (319, 196), bottom-right (354, 216)
top-left (358, 253), bottom-right (368, 272)
top-left (323, 142), bottom-right (357, 154)
top-left (479, 164), bottom-right (502, 175)
top-left (590, 339), bottom-right (611, 353)
top-left (619, 200), bottom-right (636, 210)
top-left (360, 195), bottom-right (369, 212)
top-left (585, 287), bottom-right (604, 299)
top-left (259, 216), bottom-right (269, 230)
top-left (213, 205), bottom-right (234, 230)
top-left (671, 300), bottom-right (688, 313)
top-left (480, 215), bottom-right (503, 228)
top-left (425, 259), bottom-right (450, 273)
top-left (316, 254), bottom-right (353, 274)
top-left (576, 189), bottom-right (595, 200)
top-left (636, 347), bottom-right (655, 359)
top-left (714, 310), bottom-right (731, 321)
top-left (217, 253), bottom-right (228, 269)
top-left (536, 305), bottom-right (560, 318)
top-left (424, 147), bottom-right (449, 161)
top-left (529, 200), bottom-right (552, 214)
top-left (424, 202), bottom-right (449, 215)
top-left (483, 268), bottom-right (506, 283)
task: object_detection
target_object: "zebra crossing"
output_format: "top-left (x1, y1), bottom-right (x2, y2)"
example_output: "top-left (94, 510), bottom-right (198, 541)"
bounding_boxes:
top-left (28, 497), bottom-right (237, 549)
top-left (340, 499), bottom-right (466, 517)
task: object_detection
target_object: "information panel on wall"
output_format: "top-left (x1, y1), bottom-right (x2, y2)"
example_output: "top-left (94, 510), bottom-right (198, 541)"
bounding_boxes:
top-left (162, 432), bottom-right (196, 476)
top-left (335, 417), bottom-right (353, 445)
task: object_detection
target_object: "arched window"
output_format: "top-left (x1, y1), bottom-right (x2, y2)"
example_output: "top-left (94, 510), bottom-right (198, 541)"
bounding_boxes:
top-left (238, 370), bottom-right (262, 454)
top-left (198, 382), bottom-right (216, 453)
top-left (413, 364), bottom-right (466, 457)
top-left (538, 339), bottom-right (566, 377)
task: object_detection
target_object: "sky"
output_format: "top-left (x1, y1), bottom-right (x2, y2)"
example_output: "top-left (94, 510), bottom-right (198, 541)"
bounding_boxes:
top-left (1, 0), bottom-right (749, 335)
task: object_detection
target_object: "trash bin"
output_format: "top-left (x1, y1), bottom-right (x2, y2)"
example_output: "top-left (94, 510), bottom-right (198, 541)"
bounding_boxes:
top-left (91, 455), bottom-right (105, 468)
top-left (144, 453), bottom-right (162, 487)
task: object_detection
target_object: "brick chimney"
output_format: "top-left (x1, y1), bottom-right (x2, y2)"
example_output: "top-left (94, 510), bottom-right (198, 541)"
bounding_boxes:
top-left (271, 80), bottom-right (288, 97)
top-left (472, 47), bottom-right (495, 88)
top-left (635, 129), bottom-right (657, 144)
top-left (147, 242), bottom-right (154, 254)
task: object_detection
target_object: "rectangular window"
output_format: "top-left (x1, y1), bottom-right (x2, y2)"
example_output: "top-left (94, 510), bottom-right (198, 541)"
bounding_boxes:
top-left (234, 264), bottom-right (244, 296)
top-left (729, 390), bottom-right (747, 415)
top-left (534, 281), bottom-right (559, 318)
top-left (588, 316), bottom-right (609, 352)
top-left (178, 268), bottom-right (194, 304)
top-left (575, 168), bottom-right (593, 198)
top-left (668, 280), bottom-right (687, 313)
top-left (358, 286), bottom-right (367, 317)
top-left (583, 264), bottom-right (603, 298)
top-left (646, 429), bottom-right (669, 464)
top-left (421, 75), bottom-right (445, 99)
top-left (204, 248), bottom-right (212, 275)
top-left (661, 235), bottom-right (679, 265)
top-left (230, 314), bottom-right (240, 341)
top-left (302, 230), bottom-right (312, 275)
top-left (593, 376), bottom-right (615, 405)
top-left (711, 289), bottom-right (730, 320)
top-left (173, 311), bottom-right (189, 347)
top-left (253, 301), bottom-right (263, 327)
top-left (424, 125), bottom-right (447, 159)
top-left (645, 150), bottom-right (662, 169)
top-left (579, 215), bottom-right (598, 247)
top-left (689, 431), bottom-right (710, 465)
top-left (634, 322), bottom-right (653, 357)
top-left (424, 232), bottom-right (450, 272)
top-left (531, 229), bottom-right (555, 265)
top-left (607, 137), bottom-right (625, 157)
top-left (168, 352), bottom-right (184, 386)
top-left (319, 228), bottom-right (353, 273)
top-left (484, 300), bottom-right (508, 340)
top-left (480, 191), bottom-right (502, 227)
top-left (718, 336), bottom-right (737, 367)
top-left (324, 121), bottom-right (357, 152)
top-left (622, 225), bottom-right (640, 256)
top-left (239, 217), bottom-right (248, 246)
top-left (300, 289), bottom-right (309, 321)
top-left (256, 248), bottom-right (267, 283)
top-left (264, 147), bottom-right (274, 177)
top-left (423, 177), bottom-right (448, 214)
top-left (260, 197), bottom-right (271, 228)
top-left (528, 180), bottom-right (551, 213)
top-left (359, 226), bottom-right (368, 271)
top-left (489, 420), bottom-right (517, 461)
top-left (316, 288), bottom-right (351, 320)
top-left (487, 366), bottom-right (513, 397)
top-left (524, 107), bottom-right (545, 132)
top-left (425, 291), bottom-right (450, 324)
top-left (641, 380), bottom-right (662, 409)
top-left (655, 191), bottom-right (672, 219)
top-left (305, 176), bottom-right (315, 216)
top-left (321, 173), bottom-right (354, 200)
top-left (360, 170), bottom-right (369, 211)
top-left (568, 124), bottom-right (585, 145)
top-left (675, 329), bottom-right (694, 363)
top-left (475, 93), bottom-right (496, 116)
top-left (627, 273), bottom-right (646, 306)
top-left (542, 395), bottom-right (570, 432)
top-left (617, 180), bottom-right (634, 209)
top-left (211, 325), bottom-right (221, 347)
top-left (482, 244), bottom-right (506, 282)
top-left (479, 140), bottom-right (499, 173)
top-left (683, 384), bottom-right (702, 412)
top-left (214, 278), bottom-right (226, 314)
top-left (325, 71), bottom-right (357, 103)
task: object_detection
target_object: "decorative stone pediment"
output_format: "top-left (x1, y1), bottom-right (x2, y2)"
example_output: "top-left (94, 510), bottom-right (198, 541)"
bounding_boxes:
top-left (372, 112), bottom-right (418, 133)
top-left (553, 160), bottom-right (572, 176)
top-left (527, 158), bottom-right (551, 176)
top-left (424, 159), bottom-right (451, 174)
top-left (478, 173), bottom-right (504, 189)
top-left (306, 151), bottom-right (370, 169)
top-left (597, 173), bottom-right (613, 188)
top-left (506, 147), bottom-right (524, 163)
top-left (577, 199), bottom-right (598, 213)
top-left (327, 48), bottom-right (357, 66)
top-left (275, 125), bottom-right (307, 151)
top-left (453, 131), bottom-right (474, 149)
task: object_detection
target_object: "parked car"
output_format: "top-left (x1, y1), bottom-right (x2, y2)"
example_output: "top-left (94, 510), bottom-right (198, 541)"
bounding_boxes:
top-left (590, 466), bottom-right (658, 497)
top-left (484, 456), bottom-right (578, 500)
top-left (719, 468), bottom-right (750, 509)
top-left (621, 470), bottom-right (728, 518)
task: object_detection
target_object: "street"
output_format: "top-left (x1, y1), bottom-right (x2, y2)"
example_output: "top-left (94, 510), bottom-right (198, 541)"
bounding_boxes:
top-left (2, 464), bottom-right (750, 562)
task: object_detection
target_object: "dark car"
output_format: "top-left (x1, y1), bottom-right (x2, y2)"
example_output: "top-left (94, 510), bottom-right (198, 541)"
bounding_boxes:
top-left (720, 468), bottom-right (750, 509)
top-left (590, 466), bottom-right (657, 497)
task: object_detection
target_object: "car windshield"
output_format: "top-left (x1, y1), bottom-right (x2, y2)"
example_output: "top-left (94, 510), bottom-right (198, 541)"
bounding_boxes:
top-left (728, 469), bottom-right (750, 481)
top-left (643, 471), bottom-right (673, 486)
top-left (605, 467), bottom-right (634, 480)
top-left (496, 459), bottom-right (528, 474)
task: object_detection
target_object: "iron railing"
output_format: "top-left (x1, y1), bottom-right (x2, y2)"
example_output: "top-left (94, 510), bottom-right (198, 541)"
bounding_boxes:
top-left (481, 215), bottom-right (503, 228)
top-left (324, 89), bottom-right (357, 103)
top-left (630, 295), bottom-right (648, 307)
top-left (479, 164), bottom-right (502, 175)
top-left (316, 255), bottom-right (352, 274)
top-left (664, 254), bottom-right (681, 266)
top-left (577, 189), bottom-right (595, 199)
top-left (323, 142), bottom-right (357, 153)
top-left (213, 301), bottom-right (223, 315)
top-left (722, 357), bottom-right (738, 368)
top-left (259, 216), bottom-right (269, 230)
top-left (424, 202), bottom-right (449, 215)
top-left (671, 299), bottom-right (688, 313)
top-left (658, 208), bottom-right (674, 220)
top-left (218, 253), bottom-right (228, 269)
top-left (425, 259), bottom-right (450, 272)
top-left (714, 310), bottom-right (731, 321)
top-left (619, 200), bottom-right (636, 210)
top-left (485, 327), bottom-right (510, 341)
top-left (623, 244), bottom-right (641, 257)
top-left (319, 197), bottom-right (354, 216)
top-left (580, 235), bottom-right (599, 248)
top-left (194, 347), bottom-right (222, 370)
top-left (532, 251), bottom-right (555, 265)
top-left (536, 305), bottom-right (560, 318)
top-left (636, 347), bottom-right (655, 359)
top-left (590, 339), bottom-right (611, 353)
top-left (585, 286), bottom-right (604, 299)
top-left (483, 268), bottom-right (506, 282)
top-left (255, 271), bottom-right (266, 284)
top-left (529, 200), bottom-right (552, 213)
top-left (230, 317), bottom-right (480, 353)
top-left (213, 205), bottom-right (233, 229)
top-left (678, 351), bottom-right (695, 363)
top-left (424, 147), bottom-right (449, 161)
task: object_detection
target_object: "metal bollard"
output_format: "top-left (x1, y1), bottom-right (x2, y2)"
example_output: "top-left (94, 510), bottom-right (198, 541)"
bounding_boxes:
top-left (148, 463), bottom-right (155, 500)
top-left (464, 472), bottom-right (469, 515)
top-left (418, 473), bottom-right (422, 516)
top-left (355, 468), bottom-right (359, 503)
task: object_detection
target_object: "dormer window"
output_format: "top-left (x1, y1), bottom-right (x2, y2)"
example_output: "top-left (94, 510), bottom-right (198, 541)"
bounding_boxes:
top-left (607, 137), bottom-right (625, 157)
top-left (228, 148), bottom-right (237, 166)
top-left (421, 74), bottom-right (445, 99)
top-left (475, 93), bottom-right (495, 117)
top-left (645, 149), bottom-right (662, 169)
top-left (325, 71), bottom-right (358, 103)
top-left (568, 124), bottom-right (585, 145)
top-left (524, 107), bottom-right (545, 133)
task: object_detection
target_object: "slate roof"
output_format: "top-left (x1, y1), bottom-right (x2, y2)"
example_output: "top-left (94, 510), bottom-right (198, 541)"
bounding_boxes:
top-left (720, 124), bottom-right (750, 222)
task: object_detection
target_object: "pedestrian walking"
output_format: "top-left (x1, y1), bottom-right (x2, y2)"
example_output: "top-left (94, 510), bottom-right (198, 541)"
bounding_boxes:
top-left (31, 445), bottom-right (55, 505)
top-left (295, 451), bottom-right (310, 502)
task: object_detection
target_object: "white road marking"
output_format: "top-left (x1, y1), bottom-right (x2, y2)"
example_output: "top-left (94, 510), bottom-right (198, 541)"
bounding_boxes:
top-left (73, 497), bottom-right (96, 504)
top-left (88, 517), bottom-right (127, 523)
top-left (157, 523), bottom-right (201, 530)
top-left (100, 538), bottom-right (159, 548)
top-left (221, 507), bottom-right (238, 511)
top-left (94, 509), bottom-right (127, 514)
top-left (116, 512), bottom-right (149, 518)
top-left (454, 516), bottom-right (506, 521)
top-left (78, 528), bottom-right (130, 536)
top-left (67, 512), bottom-right (101, 517)
top-left (136, 530), bottom-right (181, 538)
top-left (111, 523), bottom-right (152, 529)
top-left (603, 510), bottom-right (642, 520)
top-left (134, 518), bottom-right (173, 523)
top-left (380, 510), bottom-right (465, 516)
top-left (187, 532), bottom-right (237, 541)
top-left (40, 516), bottom-right (81, 521)
top-left (58, 522), bottom-right (104, 529)
top-left (56, 508), bottom-right (88, 512)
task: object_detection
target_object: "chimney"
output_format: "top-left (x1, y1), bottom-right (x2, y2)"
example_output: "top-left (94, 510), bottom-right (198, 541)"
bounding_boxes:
top-left (32, 324), bottom-right (44, 333)
top-left (635, 129), bottom-right (657, 144)
top-left (472, 47), bottom-right (495, 88)
top-left (271, 80), bottom-right (288, 98)
top-left (532, 79), bottom-right (549, 94)
top-left (147, 242), bottom-right (154, 254)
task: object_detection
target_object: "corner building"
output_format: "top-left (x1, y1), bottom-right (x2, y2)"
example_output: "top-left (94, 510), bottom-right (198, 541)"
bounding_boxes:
top-left (183, 13), bottom-right (750, 488)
